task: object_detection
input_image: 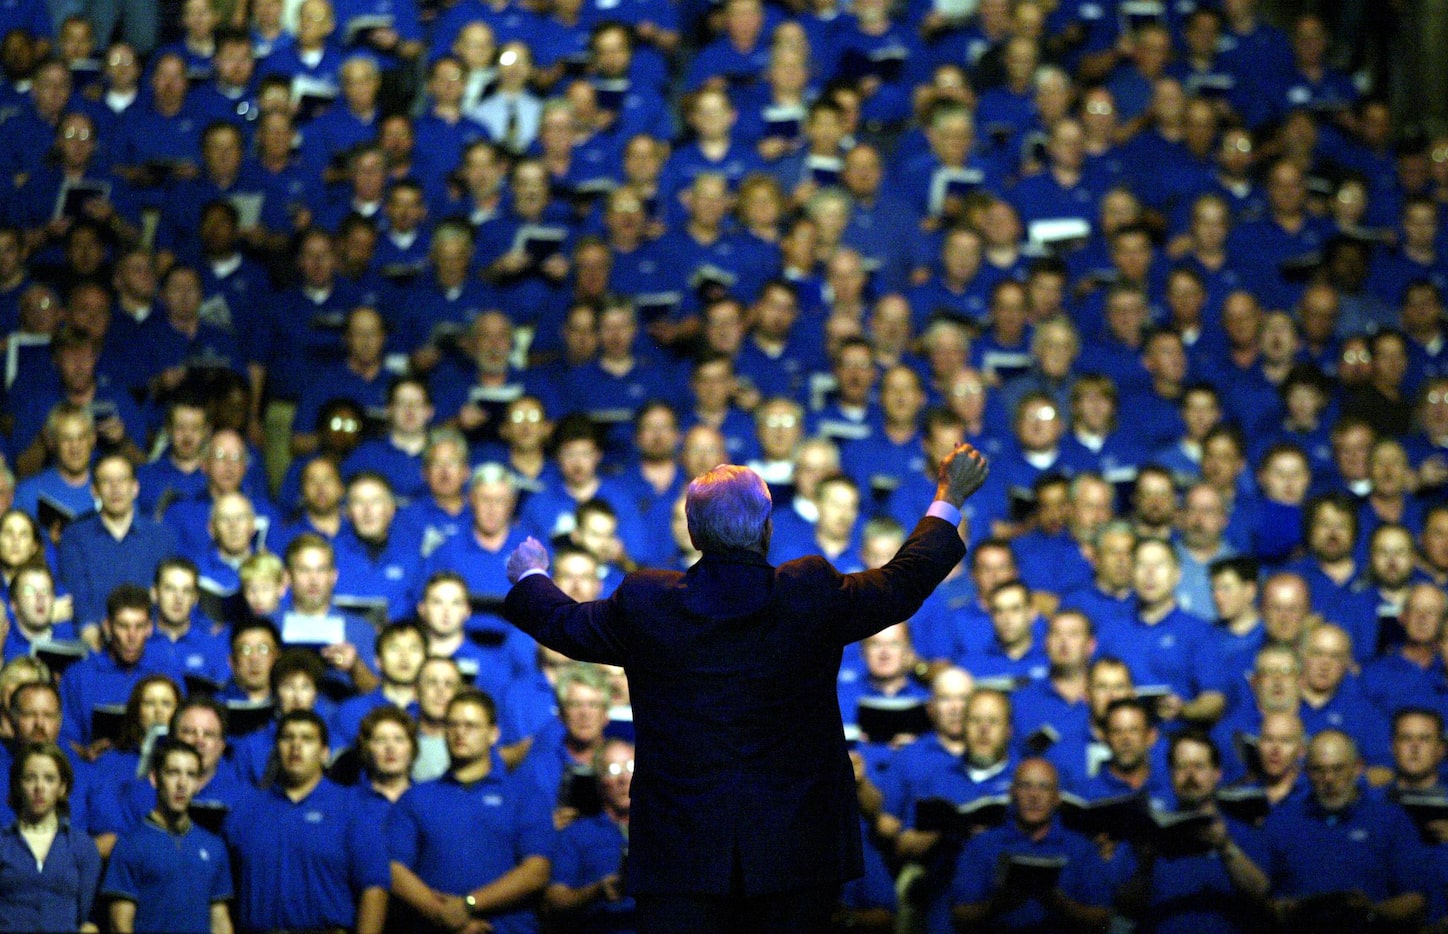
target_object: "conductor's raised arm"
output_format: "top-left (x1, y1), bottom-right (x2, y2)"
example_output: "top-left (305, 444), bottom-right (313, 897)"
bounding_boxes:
top-left (936, 441), bottom-right (992, 516)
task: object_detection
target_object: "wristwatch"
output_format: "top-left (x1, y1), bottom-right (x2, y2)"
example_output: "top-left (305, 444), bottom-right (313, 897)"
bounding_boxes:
top-left (464, 893), bottom-right (480, 917)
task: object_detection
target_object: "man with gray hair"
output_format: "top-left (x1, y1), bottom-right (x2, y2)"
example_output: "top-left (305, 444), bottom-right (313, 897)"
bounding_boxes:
top-left (505, 443), bottom-right (991, 932)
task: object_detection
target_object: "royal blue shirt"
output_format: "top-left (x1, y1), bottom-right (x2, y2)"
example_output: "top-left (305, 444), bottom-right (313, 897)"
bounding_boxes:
top-left (386, 761), bottom-right (554, 934)
top-left (948, 816), bottom-right (1118, 934)
top-left (101, 815), bottom-right (232, 933)
top-left (56, 512), bottom-right (178, 628)
top-left (551, 811), bottom-right (634, 933)
top-left (1263, 786), bottom-right (1424, 902)
top-left (0, 818), bottom-right (100, 932)
top-left (224, 778), bottom-right (387, 932)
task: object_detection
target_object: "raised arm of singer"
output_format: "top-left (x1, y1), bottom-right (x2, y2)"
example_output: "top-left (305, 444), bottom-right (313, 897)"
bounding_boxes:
top-left (504, 443), bottom-right (990, 932)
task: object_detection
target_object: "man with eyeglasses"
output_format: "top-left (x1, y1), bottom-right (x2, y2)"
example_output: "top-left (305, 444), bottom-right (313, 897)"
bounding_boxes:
top-left (1262, 730), bottom-right (1426, 930)
top-left (516, 662), bottom-right (613, 832)
top-left (97, 697), bottom-right (255, 847)
top-left (546, 737), bottom-right (637, 932)
top-left (388, 688), bottom-right (553, 933)
top-left (161, 428), bottom-right (278, 558)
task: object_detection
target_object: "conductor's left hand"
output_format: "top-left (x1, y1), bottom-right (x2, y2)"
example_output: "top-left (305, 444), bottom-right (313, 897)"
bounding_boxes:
top-left (506, 537), bottom-right (550, 584)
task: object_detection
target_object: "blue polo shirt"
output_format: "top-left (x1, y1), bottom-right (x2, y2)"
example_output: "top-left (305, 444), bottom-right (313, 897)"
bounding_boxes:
top-left (59, 648), bottom-right (179, 747)
top-left (1011, 679), bottom-right (1091, 759)
top-left (135, 457), bottom-right (208, 519)
top-left (551, 811), bottom-right (633, 933)
top-left (330, 690), bottom-right (420, 748)
top-left (948, 816), bottom-right (1118, 934)
top-left (1263, 786), bottom-right (1424, 903)
top-left (224, 778), bottom-right (387, 933)
top-left (146, 624), bottom-right (230, 686)
top-left (386, 760), bottom-right (554, 934)
top-left (1140, 813), bottom-right (1270, 934)
top-left (1095, 603), bottom-right (1233, 702)
top-left (101, 815), bottom-right (232, 933)
top-left (57, 512), bottom-right (178, 628)
top-left (96, 756), bottom-right (254, 837)
top-left (332, 529), bottom-right (424, 624)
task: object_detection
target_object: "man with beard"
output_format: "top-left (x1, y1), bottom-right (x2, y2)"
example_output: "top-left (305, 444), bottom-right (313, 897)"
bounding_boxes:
top-left (1117, 731), bottom-right (1269, 933)
top-left (1284, 493), bottom-right (1378, 661)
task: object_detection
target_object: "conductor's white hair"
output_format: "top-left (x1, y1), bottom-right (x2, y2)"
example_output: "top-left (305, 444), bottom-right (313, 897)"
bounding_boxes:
top-left (686, 465), bottom-right (772, 552)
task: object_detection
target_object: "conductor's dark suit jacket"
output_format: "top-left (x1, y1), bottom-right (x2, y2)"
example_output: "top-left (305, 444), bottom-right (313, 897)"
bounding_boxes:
top-left (504, 515), bottom-right (965, 897)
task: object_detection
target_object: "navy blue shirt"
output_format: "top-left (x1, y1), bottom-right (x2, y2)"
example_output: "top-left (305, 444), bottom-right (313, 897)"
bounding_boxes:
top-left (551, 811), bottom-right (634, 933)
top-left (1263, 786), bottom-right (1424, 903)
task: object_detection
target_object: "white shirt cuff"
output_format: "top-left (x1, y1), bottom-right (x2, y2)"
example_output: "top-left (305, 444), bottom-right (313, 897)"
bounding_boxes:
top-left (926, 501), bottom-right (961, 527)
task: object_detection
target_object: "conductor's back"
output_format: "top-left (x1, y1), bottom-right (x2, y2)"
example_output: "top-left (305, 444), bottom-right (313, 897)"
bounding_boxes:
top-left (504, 446), bottom-right (989, 932)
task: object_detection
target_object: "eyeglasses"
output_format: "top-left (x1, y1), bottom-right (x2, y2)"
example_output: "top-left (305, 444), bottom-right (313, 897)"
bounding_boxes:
top-left (604, 760), bottom-right (634, 776)
top-left (62, 128), bottom-right (93, 141)
top-left (328, 417), bottom-right (360, 432)
top-left (763, 415), bottom-right (798, 428)
top-left (210, 451), bottom-right (245, 463)
top-left (235, 643), bottom-right (275, 657)
top-left (509, 410), bottom-right (544, 423)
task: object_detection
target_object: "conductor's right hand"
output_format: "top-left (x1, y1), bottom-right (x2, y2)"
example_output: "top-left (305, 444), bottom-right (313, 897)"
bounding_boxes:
top-left (935, 442), bottom-right (991, 509)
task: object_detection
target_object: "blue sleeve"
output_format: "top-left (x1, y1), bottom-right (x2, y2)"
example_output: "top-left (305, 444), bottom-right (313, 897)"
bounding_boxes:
top-left (949, 834), bottom-right (996, 906)
top-left (208, 832), bottom-right (234, 902)
top-left (514, 780), bottom-right (557, 861)
top-left (550, 826), bottom-right (589, 886)
top-left (71, 829), bottom-right (102, 927)
top-left (99, 833), bottom-right (141, 900)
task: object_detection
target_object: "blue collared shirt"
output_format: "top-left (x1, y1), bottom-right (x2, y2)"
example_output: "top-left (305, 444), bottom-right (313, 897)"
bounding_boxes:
top-left (386, 759), bottom-right (554, 934)
top-left (0, 818), bottom-right (101, 932)
top-left (101, 815), bottom-right (232, 933)
top-left (223, 778), bottom-right (387, 932)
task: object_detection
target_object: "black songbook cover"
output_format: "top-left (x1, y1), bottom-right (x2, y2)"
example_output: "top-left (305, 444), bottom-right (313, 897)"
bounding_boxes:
top-left (1279, 252), bottom-right (1323, 283)
top-left (763, 105), bottom-right (804, 140)
top-left (1233, 732), bottom-right (1263, 779)
top-left (36, 495), bottom-right (77, 534)
top-left (343, 13), bottom-right (393, 46)
top-left (1148, 808), bottom-right (1218, 857)
top-left (837, 46), bottom-right (907, 84)
top-left (973, 674), bottom-right (1031, 693)
top-left (1134, 685), bottom-right (1173, 720)
top-left (1192, 73), bottom-right (1236, 99)
top-left (196, 576), bottom-right (238, 626)
top-left (689, 263), bottom-right (738, 303)
top-left (1214, 785), bottom-right (1270, 825)
top-left (333, 594), bottom-right (390, 632)
top-left (189, 801), bottom-right (230, 834)
top-left (1393, 791), bottom-right (1448, 842)
top-left (30, 638), bottom-right (87, 677)
top-left (467, 592), bottom-right (507, 617)
top-left (634, 291), bottom-right (682, 323)
top-left (914, 794), bottom-right (1009, 835)
top-left (224, 698), bottom-right (276, 737)
top-left (563, 766), bottom-right (604, 815)
top-left (512, 224), bottom-right (567, 264)
top-left (928, 166), bottom-right (985, 216)
top-left (855, 696), bottom-right (931, 743)
top-left (1057, 790), bottom-right (1153, 839)
top-left (184, 672), bottom-right (224, 697)
top-left (996, 853), bottom-right (1067, 892)
top-left (807, 155), bottom-right (842, 188)
top-left (91, 703), bottom-right (127, 745)
top-left (1022, 723), bottom-right (1061, 757)
top-left (1119, 0), bottom-right (1164, 32)
top-left (52, 179), bottom-right (110, 221)
top-left (592, 78), bottom-right (629, 113)
top-left (465, 627), bottom-right (509, 649)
